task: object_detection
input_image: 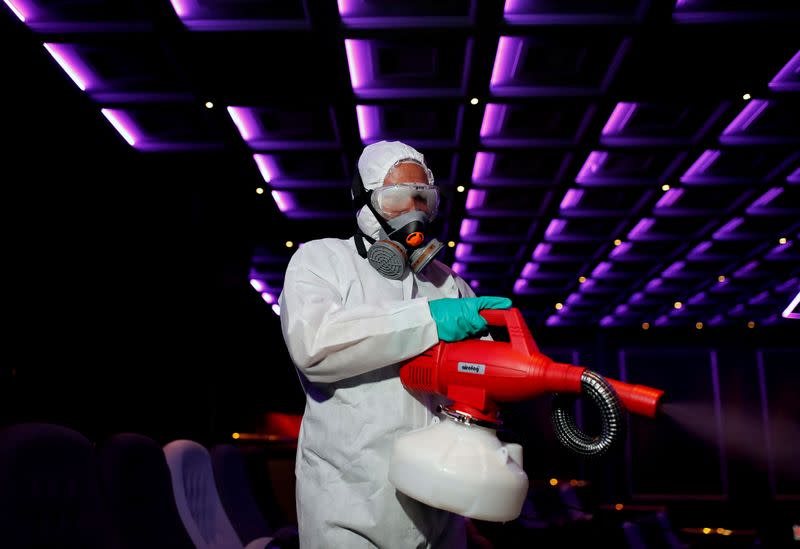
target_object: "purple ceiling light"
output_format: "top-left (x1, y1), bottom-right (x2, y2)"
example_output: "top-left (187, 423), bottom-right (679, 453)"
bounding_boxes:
top-left (615, 304), bottom-right (630, 315)
top-left (545, 219), bottom-right (567, 238)
top-left (578, 279), bottom-right (596, 293)
top-left (521, 262), bottom-right (538, 278)
top-left (603, 101), bottom-right (708, 146)
top-left (338, 0), bottom-right (474, 28)
top-left (271, 191), bottom-right (296, 213)
top-left (782, 289), bottom-right (800, 319)
top-left (559, 189), bottom-right (584, 209)
top-left (43, 43), bottom-right (94, 91)
top-left (713, 276), bottom-right (729, 289)
top-left (480, 104), bottom-right (507, 138)
top-left (168, 0), bottom-right (306, 31)
top-left (627, 218), bottom-right (655, 240)
top-left (100, 107), bottom-right (221, 152)
top-left (673, 0), bottom-right (775, 23)
top-left (629, 292), bottom-right (646, 304)
top-left (101, 109), bottom-right (139, 147)
top-left (228, 106), bottom-right (338, 149)
top-left (723, 99), bottom-right (769, 134)
top-left (455, 244), bottom-right (473, 260)
top-left (712, 217), bottom-right (744, 240)
top-left (733, 260), bottom-right (759, 278)
top-left (491, 34), bottom-right (628, 95)
top-left (592, 262), bottom-right (612, 278)
top-left (271, 304), bottom-right (281, 316)
top-left (532, 243), bottom-right (551, 259)
top-left (254, 154), bottom-right (280, 184)
top-left (490, 37), bottom-right (523, 91)
top-left (575, 148), bottom-right (674, 186)
top-left (789, 166), bottom-right (800, 184)
top-left (778, 278), bottom-right (799, 294)
top-left (769, 49), bottom-right (800, 92)
top-left (689, 292), bottom-right (707, 305)
top-left (662, 261), bottom-right (686, 278)
top-left (345, 38), bottom-right (468, 98)
top-left (655, 188), bottom-right (684, 209)
top-left (766, 240), bottom-right (792, 257)
top-left (344, 39), bottom-right (369, 91)
top-left (470, 280), bottom-right (480, 289)
top-left (750, 187), bottom-right (783, 208)
top-left (249, 279), bottom-right (266, 293)
top-left (43, 42), bottom-right (190, 102)
top-left (6, 0), bottom-right (151, 31)
top-left (337, 0), bottom-right (354, 17)
top-left (505, 0), bottom-right (647, 24)
top-left (472, 152), bottom-right (495, 182)
top-left (466, 189), bottom-right (488, 211)
top-left (747, 187), bottom-right (783, 211)
top-left (460, 219), bottom-right (479, 239)
top-left (708, 314), bottom-right (726, 326)
top-left (720, 100), bottom-right (770, 144)
top-left (513, 279), bottom-right (528, 294)
top-left (227, 107), bottom-right (259, 142)
top-left (169, 0), bottom-right (189, 17)
top-left (4, 0), bottom-right (27, 22)
top-left (356, 105), bottom-right (380, 142)
top-left (452, 262), bottom-right (466, 275)
top-left (610, 242), bottom-right (631, 258)
top-left (729, 304), bottom-right (746, 316)
top-left (680, 150), bottom-right (720, 183)
top-left (600, 316), bottom-right (615, 327)
top-left (645, 278), bottom-right (663, 291)
top-left (546, 315), bottom-right (561, 326)
top-left (762, 314), bottom-right (781, 325)
top-left (576, 152), bottom-right (608, 184)
top-left (262, 292), bottom-right (276, 305)
top-left (602, 102), bottom-right (638, 136)
top-left (688, 241), bottom-right (712, 258)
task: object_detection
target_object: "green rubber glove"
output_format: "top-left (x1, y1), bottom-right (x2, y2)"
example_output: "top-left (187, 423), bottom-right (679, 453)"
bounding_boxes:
top-left (428, 296), bottom-right (513, 342)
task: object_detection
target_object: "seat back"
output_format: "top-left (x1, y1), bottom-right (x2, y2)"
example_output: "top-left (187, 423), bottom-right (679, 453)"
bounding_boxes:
top-left (0, 423), bottom-right (107, 549)
top-left (99, 433), bottom-right (195, 549)
top-left (211, 444), bottom-right (272, 545)
top-left (164, 439), bottom-right (243, 549)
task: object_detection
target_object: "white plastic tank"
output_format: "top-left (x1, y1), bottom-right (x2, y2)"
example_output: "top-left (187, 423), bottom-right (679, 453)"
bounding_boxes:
top-left (388, 414), bottom-right (528, 522)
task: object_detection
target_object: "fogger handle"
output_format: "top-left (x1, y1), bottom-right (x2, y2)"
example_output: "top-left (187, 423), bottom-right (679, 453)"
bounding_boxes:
top-left (479, 308), bottom-right (540, 356)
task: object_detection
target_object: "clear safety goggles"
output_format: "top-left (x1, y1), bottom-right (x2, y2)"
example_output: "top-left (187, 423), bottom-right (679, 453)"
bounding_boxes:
top-left (370, 183), bottom-right (440, 220)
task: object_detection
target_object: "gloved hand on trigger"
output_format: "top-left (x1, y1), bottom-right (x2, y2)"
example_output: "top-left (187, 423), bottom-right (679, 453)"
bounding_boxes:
top-left (428, 296), bottom-right (512, 342)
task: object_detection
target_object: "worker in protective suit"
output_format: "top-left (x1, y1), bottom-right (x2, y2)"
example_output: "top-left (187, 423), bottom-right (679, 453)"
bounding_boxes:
top-left (279, 141), bottom-right (511, 548)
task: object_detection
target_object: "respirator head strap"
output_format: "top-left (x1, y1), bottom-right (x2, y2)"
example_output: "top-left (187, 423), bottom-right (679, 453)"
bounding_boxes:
top-left (354, 228), bottom-right (375, 259)
top-left (352, 167), bottom-right (396, 257)
top-left (353, 170), bottom-right (391, 229)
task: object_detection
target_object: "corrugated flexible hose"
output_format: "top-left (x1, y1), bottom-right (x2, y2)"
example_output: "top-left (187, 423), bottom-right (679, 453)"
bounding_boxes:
top-left (551, 370), bottom-right (625, 457)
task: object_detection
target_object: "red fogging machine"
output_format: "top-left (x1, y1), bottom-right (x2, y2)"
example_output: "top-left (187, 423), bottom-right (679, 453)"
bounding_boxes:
top-left (388, 308), bottom-right (664, 522)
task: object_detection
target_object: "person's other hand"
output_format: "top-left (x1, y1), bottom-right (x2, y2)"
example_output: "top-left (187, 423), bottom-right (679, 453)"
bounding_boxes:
top-left (428, 296), bottom-right (512, 342)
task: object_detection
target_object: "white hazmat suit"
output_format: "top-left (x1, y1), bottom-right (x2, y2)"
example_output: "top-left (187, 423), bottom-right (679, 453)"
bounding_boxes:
top-left (279, 141), bottom-right (471, 549)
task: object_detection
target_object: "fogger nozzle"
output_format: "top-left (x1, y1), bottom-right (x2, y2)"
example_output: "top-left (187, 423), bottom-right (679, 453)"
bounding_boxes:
top-left (605, 379), bottom-right (664, 418)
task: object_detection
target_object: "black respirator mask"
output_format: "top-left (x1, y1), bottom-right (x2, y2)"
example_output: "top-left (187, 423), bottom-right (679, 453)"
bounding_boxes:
top-left (352, 169), bottom-right (444, 280)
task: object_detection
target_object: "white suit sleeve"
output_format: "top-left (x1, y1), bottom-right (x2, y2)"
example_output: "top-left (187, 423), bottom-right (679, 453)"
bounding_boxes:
top-left (279, 246), bottom-right (440, 384)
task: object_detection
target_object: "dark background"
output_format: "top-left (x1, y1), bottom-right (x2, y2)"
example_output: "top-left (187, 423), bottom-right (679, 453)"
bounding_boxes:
top-left (1, 1), bottom-right (798, 546)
